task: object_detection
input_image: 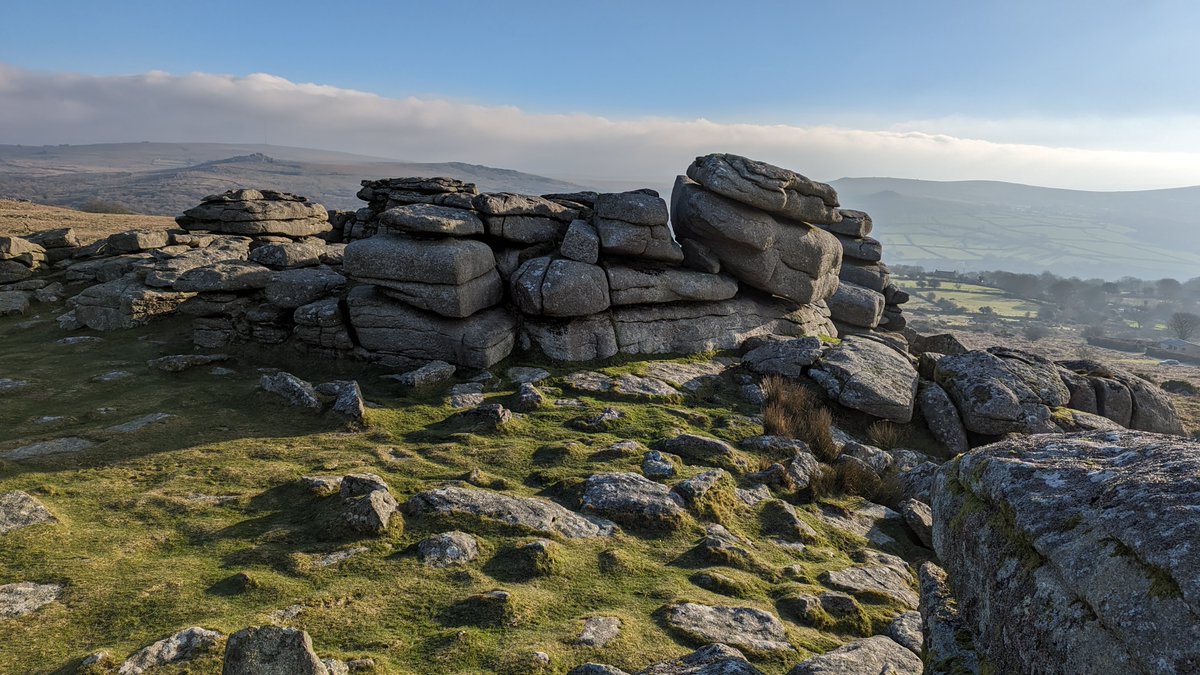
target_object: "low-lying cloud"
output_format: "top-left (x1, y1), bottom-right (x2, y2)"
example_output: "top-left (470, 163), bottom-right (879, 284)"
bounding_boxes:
top-left (3, 64), bottom-right (1200, 191)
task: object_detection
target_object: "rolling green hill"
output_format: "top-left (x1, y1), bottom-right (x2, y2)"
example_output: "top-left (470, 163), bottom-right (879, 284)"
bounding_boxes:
top-left (831, 177), bottom-right (1200, 280)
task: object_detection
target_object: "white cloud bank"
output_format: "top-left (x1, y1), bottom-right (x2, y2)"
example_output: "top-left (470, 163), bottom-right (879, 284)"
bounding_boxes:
top-left (3, 64), bottom-right (1200, 191)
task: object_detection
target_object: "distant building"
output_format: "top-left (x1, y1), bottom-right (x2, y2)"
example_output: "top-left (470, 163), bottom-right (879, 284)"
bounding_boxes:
top-left (1158, 338), bottom-right (1200, 359)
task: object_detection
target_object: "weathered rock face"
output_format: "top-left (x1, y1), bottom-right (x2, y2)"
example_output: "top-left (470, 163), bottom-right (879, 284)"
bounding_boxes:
top-left (405, 485), bottom-right (616, 538)
top-left (932, 430), bottom-right (1200, 674)
top-left (916, 380), bottom-right (969, 455)
top-left (605, 264), bottom-right (738, 306)
top-left (671, 176), bottom-right (841, 305)
top-left (934, 347), bottom-right (1068, 436)
top-left (663, 602), bottom-right (792, 654)
top-left (579, 472), bottom-right (686, 530)
top-left (610, 294), bottom-right (834, 356)
top-left (1057, 358), bottom-right (1185, 435)
top-left (178, 189), bottom-right (331, 237)
top-left (476, 193), bottom-right (579, 244)
top-left (592, 191), bottom-right (682, 263)
top-left (73, 278), bottom-right (195, 331)
top-left (810, 335), bottom-right (918, 422)
top-left (346, 286), bottom-right (516, 369)
top-left (377, 203), bottom-right (484, 237)
top-left (343, 236), bottom-right (502, 318)
top-left (785, 636), bottom-right (921, 675)
top-left (825, 281), bottom-right (884, 329)
top-left (685, 153), bottom-right (840, 224)
top-left (511, 256), bottom-right (611, 316)
top-left (222, 626), bottom-right (328, 675)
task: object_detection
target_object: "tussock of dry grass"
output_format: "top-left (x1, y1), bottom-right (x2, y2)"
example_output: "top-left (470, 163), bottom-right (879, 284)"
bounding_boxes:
top-left (761, 376), bottom-right (839, 462)
top-left (864, 421), bottom-right (907, 450)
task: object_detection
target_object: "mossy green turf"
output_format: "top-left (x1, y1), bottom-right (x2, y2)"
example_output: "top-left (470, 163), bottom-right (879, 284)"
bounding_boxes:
top-left (1, 313), bottom-right (915, 674)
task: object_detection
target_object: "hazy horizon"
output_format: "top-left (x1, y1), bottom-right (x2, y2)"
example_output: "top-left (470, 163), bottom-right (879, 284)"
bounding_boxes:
top-left (3, 1), bottom-right (1200, 191)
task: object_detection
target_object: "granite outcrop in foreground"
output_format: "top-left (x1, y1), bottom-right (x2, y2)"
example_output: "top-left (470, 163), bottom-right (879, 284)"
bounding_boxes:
top-left (932, 430), bottom-right (1200, 674)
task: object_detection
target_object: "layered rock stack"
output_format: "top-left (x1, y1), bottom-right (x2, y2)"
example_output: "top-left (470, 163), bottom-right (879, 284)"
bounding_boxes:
top-left (330, 164), bottom-right (837, 369)
top-left (817, 209), bottom-right (909, 332)
top-left (0, 235), bottom-right (47, 284)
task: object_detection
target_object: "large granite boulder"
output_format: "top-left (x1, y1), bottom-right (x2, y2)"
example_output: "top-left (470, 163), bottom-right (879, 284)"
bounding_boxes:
top-left (1057, 359), bottom-right (1185, 435)
top-left (475, 193), bottom-right (578, 244)
top-left (376, 203), bottom-right (484, 237)
top-left (810, 335), bottom-right (918, 422)
top-left (934, 347), bottom-right (1069, 436)
top-left (177, 189), bottom-right (331, 237)
top-left (685, 153), bottom-right (841, 224)
top-left (917, 380), bottom-right (969, 455)
top-left (671, 176), bottom-right (841, 305)
top-left (173, 260), bottom-right (274, 293)
top-left (510, 256), bottom-right (611, 316)
top-left (611, 294), bottom-right (834, 356)
top-left (73, 278), bottom-right (195, 331)
top-left (825, 281), bottom-right (885, 329)
top-left (343, 235), bottom-right (501, 318)
top-left (592, 191), bottom-right (683, 263)
top-left (604, 265), bottom-right (738, 305)
top-left (345, 286), bottom-right (516, 368)
top-left (932, 430), bottom-right (1200, 674)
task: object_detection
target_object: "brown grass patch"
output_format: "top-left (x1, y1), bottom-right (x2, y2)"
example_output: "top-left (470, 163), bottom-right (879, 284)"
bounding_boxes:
top-left (762, 375), bottom-right (839, 462)
top-left (0, 198), bottom-right (175, 244)
top-left (865, 420), bottom-right (907, 450)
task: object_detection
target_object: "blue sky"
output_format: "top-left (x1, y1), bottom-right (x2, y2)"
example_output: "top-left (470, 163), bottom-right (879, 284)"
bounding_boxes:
top-left (2, 0), bottom-right (1199, 187)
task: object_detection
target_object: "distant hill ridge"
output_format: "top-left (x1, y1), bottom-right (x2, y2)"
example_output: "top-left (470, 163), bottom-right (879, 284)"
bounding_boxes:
top-left (1, 143), bottom-right (1198, 279)
top-left (0, 142), bottom-right (589, 216)
top-left (831, 176), bottom-right (1200, 280)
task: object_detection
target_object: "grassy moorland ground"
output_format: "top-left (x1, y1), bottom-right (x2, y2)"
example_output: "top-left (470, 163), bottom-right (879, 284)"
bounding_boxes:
top-left (0, 310), bottom-right (926, 674)
top-left (0, 199), bottom-right (175, 244)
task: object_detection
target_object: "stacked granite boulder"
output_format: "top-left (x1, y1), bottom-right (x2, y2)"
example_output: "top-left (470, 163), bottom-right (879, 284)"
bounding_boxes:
top-left (0, 235), bottom-right (47, 284)
top-left (334, 165), bottom-right (837, 369)
top-left (341, 192), bottom-right (518, 368)
top-left (816, 209), bottom-right (909, 332)
top-left (670, 153), bottom-right (842, 307)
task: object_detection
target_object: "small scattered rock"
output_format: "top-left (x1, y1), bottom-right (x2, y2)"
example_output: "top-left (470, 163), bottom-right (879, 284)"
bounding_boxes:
top-left (663, 602), bottom-right (792, 654)
top-left (119, 626), bottom-right (221, 675)
top-left (512, 382), bottom-right (546, 412)
top-left (105, 412), bottom-right (174, 434)
top-left (449, 382), bottom-right (486, 409)
top-left (507, 366), bottom-right (550, 384)
top-left (387, 360), bottom-right (455, 387)
top-left (260, 372), bottom-right (322, 410)
top-left (641, 450), bottom-right (677, 479)
top-left (418, 531), bottom-right (480, 567)
top-left (462, 402), bottom-right (514, 430)
top-left (2, 437), bottom-right (96, 461)
top-left (91, 370), bottom-right (133, 383)
top-left (147, 353), bottom-right (230, 372)
top-left (222, 625), bottom-right (327, 674)
top-left (786, 636), bottom-right (921, 675)
top-left (0, 581), bottom-right (63, 618)
top-left (576, 616), bottom-right (621, 647)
